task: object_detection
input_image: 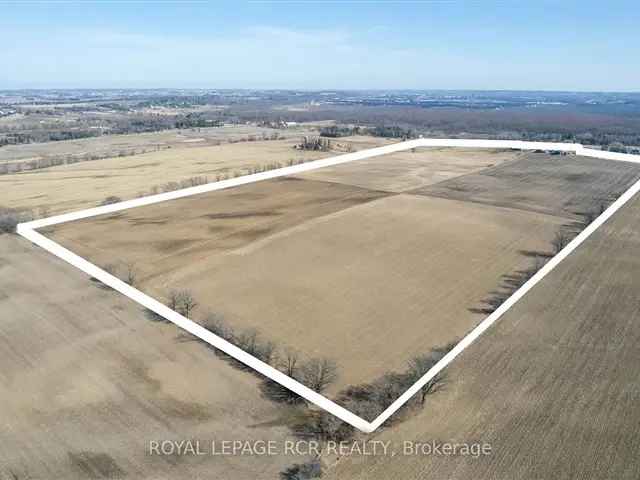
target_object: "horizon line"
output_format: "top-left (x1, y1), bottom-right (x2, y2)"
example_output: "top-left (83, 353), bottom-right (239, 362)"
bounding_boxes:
top-left (1, 87), bottom-right (640, 95)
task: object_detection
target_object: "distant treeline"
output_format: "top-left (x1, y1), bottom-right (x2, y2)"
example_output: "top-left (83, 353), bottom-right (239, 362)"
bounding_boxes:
top-left (0, 112), bottom-right (231, 147)
top-left (320, 124), bottom-right (415, 139)
top-left (0, 130), bottom-right (99, 146)
top-left (3, 103), bottom-right (640, 152)
top-left (243, 105), bottom-right (640, 148)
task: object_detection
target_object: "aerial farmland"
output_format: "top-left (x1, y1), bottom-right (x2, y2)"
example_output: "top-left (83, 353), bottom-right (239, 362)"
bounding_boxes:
top-left (2, 86), bottom-right (640, 480)
top-left (44, 147), bottom-right (640, 411)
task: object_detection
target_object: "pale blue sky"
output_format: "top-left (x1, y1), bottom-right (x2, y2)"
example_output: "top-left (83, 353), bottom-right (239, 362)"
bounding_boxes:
top-left (1, 0), bottom-right (638, 91)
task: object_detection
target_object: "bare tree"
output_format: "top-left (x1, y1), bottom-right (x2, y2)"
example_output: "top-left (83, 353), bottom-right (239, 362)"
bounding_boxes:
top-left (551, 230), bottom-right (571, 254)
top-left (204, 312), bottom-right (233, 341)
top-left (280, 460), bottom-right (322, 480)
top-left (168, 289), bottom-right (181, 311)
top-left (236, 328), bottom-right (260, 356)
top-left (598, 201), bottom-right (609, 215)
top-left (370, 372), bottom-right (412, 410)
top-left (0, 207), bottom-right (33, 234)
top-left (281, 347), bottom-right (300, 379)
top-left (408, 354), bottom-right (443, 405)
top-left (260, 347), bottom-right (302, 404)
top-left (300, 358), bottom-right (339, 393)
top-left (583, 209), bottom-right (598, 226)
top-left (167, 289), bottom-right (198, 318)
top-left (178, 290), bottom-right (198, 318)
top-left (257, 340), bottom-right (278, 365)
top-left (123, 262), bottom-right (138, 286)
top-left (344, 398), bottom-right (385, 424)
top-left (309, 408), bottom-right (354, 442)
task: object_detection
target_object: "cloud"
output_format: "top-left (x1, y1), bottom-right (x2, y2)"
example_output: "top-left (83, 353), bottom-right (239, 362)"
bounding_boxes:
top-left (246, 25), bottom-right (352, 45)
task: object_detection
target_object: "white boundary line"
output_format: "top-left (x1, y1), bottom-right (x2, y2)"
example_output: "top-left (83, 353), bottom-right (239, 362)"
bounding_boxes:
top-left (16, 139), bottom-right (640, 433)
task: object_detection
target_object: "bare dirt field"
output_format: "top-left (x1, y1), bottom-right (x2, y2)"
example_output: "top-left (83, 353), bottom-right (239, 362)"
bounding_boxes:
top-left (48, 177), bottom-right (391, 283)
top-left (0, 235), bottom-right (309, 480)
top-left (4, 143), bottom-right (639, 479)
top-left (296, 147), bottom-right (519, 193)
top-left (46, 153), bottom-right (570, 395)
top-left (324, 178), bottom-right (640, 480)
top-left (416, 153), bottom-right (640, 219)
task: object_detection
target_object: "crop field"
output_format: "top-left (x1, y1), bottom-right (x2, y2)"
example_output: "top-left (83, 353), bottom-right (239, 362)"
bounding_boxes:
top-left (324, 178), bottom-right (640, 480)
top-left (0, 124), bottom-right (315, 165)
top-left (1, 130), bottom-right (396, 478)
top-left (4, 140), bottom-right (640, 479)
top-left (296, 147), bottom-right (518, 192)
top-left (0, 135), bottom-right (389, 215)
top-left (2, 2), bottom-right (639, 475)
top-left (0, 236), bottom-right (308, 480)
top-left (416, 153), bottom-right (640, 219)
top-left (47, 183), bottom-right (564, 395)
top-left (43, 147), bottom-right (640, 404)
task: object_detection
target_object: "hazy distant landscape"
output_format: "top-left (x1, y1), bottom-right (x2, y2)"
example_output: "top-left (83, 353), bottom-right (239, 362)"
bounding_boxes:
top-left (2, 89), bottom-right (640, 156)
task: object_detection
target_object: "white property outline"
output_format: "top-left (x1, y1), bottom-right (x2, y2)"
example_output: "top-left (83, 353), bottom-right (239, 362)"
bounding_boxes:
top-left (16, 139), bottom-right (640, 433)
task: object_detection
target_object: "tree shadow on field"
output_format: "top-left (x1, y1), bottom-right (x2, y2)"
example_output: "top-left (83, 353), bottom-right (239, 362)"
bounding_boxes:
top-left (89, 277), bottom-right (114, 291)
top-left (517, 249), bottom-right (553, 260)
top-left (469, 213), bottom-right (596, 316)
top-left (143, 308), bottom-right (169, 323)
top-left (469, 262), bottom-right (547, 315)
top-left (174, 327), bottom-right (260, 373)
top-left (260, 379), bottom-right (305, 405)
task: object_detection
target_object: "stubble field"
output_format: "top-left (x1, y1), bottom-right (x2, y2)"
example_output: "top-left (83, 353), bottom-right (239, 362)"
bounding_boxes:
top-left (0, 124), bottom-right (315, 166)
top-left (0, 236), bottom-right (308, 480)
top-left (45, 148), bottom-right (637, 400)
top-left (0, 135), bottom-right (390, 215)
top-left (325, 175), bottom-right (640, 480)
